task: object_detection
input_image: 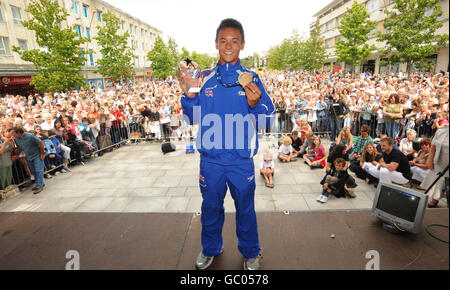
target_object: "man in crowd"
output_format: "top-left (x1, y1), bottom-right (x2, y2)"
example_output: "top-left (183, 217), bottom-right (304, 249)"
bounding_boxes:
top-left (367, 136), bottom-right (412, 186)
top-left (8, 127), bottom-right (46, 194)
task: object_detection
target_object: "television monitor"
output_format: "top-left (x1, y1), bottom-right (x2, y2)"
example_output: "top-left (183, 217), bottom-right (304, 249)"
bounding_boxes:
top-left (372, 182), bottom-right (429, 234)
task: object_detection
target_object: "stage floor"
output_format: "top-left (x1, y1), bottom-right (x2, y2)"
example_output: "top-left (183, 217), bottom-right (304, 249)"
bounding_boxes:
top-left (0, 209), bottom-right (447, 270)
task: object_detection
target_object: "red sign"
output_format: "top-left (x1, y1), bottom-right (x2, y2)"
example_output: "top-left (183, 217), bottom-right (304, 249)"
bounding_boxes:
top-left (0, 76), bottom-right (32, 86)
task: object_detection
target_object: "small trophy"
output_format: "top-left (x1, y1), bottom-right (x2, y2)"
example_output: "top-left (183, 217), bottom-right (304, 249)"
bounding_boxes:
top-left (178, 58), bottom-right (202, 94)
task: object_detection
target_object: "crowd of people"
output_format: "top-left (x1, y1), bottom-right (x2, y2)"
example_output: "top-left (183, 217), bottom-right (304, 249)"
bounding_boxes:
top-left (0, 68), bottom-right (448, 207)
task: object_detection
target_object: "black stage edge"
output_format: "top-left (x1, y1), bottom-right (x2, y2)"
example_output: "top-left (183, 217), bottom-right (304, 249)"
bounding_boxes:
top-left (0, 209), bottom-right (448, 271)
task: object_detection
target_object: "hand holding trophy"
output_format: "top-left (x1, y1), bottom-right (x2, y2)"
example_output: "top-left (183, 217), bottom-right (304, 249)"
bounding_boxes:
top-left (177, 58), bottom-right (203, 98)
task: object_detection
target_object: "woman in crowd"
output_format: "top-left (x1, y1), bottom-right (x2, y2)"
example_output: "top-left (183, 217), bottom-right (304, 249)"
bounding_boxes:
top-left (399, 129), bottom-right (417, 161)
top-left (383, 93), bottom-right (403, 140)
top-left (357, 142), bottom-right (381, 184)
top-left (335, 126), bottom-right (354, 155)
top-left (410, 138), bottom-right (433, 186)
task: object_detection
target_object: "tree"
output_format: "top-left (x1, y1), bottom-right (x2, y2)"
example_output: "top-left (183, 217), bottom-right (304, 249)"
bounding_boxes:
top-left (147, 35), bottom-right (177, 79)
top-left (335, 0), bottom-right (376, 75)
top-left (94, 11), bottom-right (136, 83)
top-left (378, 0), bottom-right (449, 74)
top-left (301, 22), bottom-right (328, 73)
top-left (13, 0), bottom-right (89, 92)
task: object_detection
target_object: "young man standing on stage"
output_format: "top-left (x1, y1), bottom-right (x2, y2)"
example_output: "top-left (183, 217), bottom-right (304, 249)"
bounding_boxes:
top-left (179, 18), bottom-right (275, 270)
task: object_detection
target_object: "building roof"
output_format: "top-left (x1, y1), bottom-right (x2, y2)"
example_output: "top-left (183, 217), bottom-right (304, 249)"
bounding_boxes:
top-left (97, 0), bottom-right (162, 34)
top-left (313, 0), bottom-right (346, 18)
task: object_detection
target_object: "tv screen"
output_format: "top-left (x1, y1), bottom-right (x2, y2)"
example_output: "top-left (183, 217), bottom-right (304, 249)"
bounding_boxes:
top-left (376, 185), bottom-right (420, 222)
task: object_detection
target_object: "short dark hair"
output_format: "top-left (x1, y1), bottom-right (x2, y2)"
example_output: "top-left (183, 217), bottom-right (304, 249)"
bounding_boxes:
top-left (380, 136), bottom-right (393, 146)
top-left (8, 127), bottom-right (24, 134)
top-left (334, 157), bottom-right (346, 167)
top-left (215, 18), bottom-right (245, 43)
top-left (361, 125), bottom-right (370, 133)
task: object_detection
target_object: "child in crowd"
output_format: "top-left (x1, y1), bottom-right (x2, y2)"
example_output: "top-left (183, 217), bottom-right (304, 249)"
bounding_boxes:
top-left (260, 150), bottom-right (275, 188)
top-left (299, 131), bottom-right (315, 158)
top-left (432, 111), bottom-right (449, 130)
top-left (303, 136), bottom-right (327, 169)
top-left (278, 136), bottom-right (295, 163)
top-left (318, 158), bottom-right (355, 203)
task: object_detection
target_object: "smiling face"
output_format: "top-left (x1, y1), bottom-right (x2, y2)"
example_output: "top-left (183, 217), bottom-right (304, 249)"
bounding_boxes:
top-left (216, 27), bottom-right (245, 65)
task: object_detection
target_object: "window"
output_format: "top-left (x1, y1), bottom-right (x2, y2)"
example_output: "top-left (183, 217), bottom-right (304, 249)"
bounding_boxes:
top-left (97, 11), bottom-right (102, 22)
top-left (326, 38), bottom-right (333, 48)
top-left (130, 23), bottom-right (133, 33)
top-left (10, 5), bottom-right (22, 25)
top-left (0, 37), bottom-right (10, 55)
top-left (86, 27), bottom-right (90, 39)
top-left (82, 5), bottom-right (88, 17)
top-left (122, 21), bottom-right (125, 30)
top-left (89, 50), bottom-right (94, 66)
top-left (135, 26), bottom-right (137, 34)
top-left (0, 6), bottom-right (3, 21)
top-left (366, 0), bottom-right (380, 13)
top-left (71, 1), bottom-right (78, 15)
top-left (75, 25), bottom-right (81, 37)
top-left (142, 42), bottom-right (145, 50)
top-left (337, 15), bottom-right (344, 26)
top-left (326, 21), bottom-right (334, 31)
top-left (17, 39), bottom-right (27, 51)
top-left (438, 0), bottom-right (447, 20)
top-left (369, 25), bottom-right (378, 38)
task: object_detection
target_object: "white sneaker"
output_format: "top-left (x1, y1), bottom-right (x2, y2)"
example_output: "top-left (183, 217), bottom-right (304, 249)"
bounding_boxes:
top-left (316, 195), bottom-right (323, 202)
top-left (50, 165), bottom-right (56, 169)
top-left (320, 195), bottom-right (328, 203)
top-left (60, 169), bottom-right (67, 173)
top-left (30, 176), bottom-right (35, 181)
top-left (54, 171), bottom-right (60, 176)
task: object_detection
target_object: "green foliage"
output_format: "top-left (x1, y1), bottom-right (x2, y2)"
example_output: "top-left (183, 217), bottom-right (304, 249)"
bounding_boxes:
top-left (301, 22), bottom-right (328, 73)
top-left (94, 11), bottom-right (136, 82)
top-left (335, 0), bottom-right (376, 73)
top-left (12, 0), bottom-right (89, 92)
top-left (147, 35), bottom-right (176, 79)
top-left (378, 0), bottom-right (449, 73)
top-left (266, 28), bottom-right (327, 72)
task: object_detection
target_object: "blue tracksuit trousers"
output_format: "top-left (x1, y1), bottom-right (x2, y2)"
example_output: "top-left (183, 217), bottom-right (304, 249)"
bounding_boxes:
top-left (199, 158), bottom-right (260, 259)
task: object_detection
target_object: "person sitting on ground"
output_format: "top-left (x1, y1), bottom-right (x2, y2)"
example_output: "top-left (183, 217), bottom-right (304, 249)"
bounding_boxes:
top-left (278, 136), bottom-right (295, 163)
top-left (318, 157), bottom-right (355, 203)
top-left (260, 150), bottom-right (275, 188)
top-left (366, 136), bottom-right (412, 187)
top-left (327, 143), bottom-right (358, 190)
top-left (410, 138), bottom-right (432, 188)
top-left (290, 131), bottom-right (302, 159)
top-left (335, 126), bottom-right (354, 155)
top-left (298, 131), bottom-right (314, 158)
top-left (356, 142), bottom-right (381, 185)
top-left (350, 125), bottom-right (373, 161)
top-left (303, 136), bottom-right (327, 169)
top-left (399, 129), bottom-right (417, 161)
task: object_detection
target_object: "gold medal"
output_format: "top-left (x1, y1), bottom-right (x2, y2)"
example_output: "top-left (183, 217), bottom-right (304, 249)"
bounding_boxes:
top-left (238, 72), bottom-right (253, 87)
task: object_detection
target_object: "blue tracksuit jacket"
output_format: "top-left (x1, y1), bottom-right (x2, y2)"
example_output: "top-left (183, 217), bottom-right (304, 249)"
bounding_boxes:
top-left (181, 60), bottom-right (275, 165)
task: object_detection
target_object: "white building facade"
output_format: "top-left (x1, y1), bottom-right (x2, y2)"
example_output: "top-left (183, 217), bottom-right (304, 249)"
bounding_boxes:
top-left (0, 0), bottom-right (162, 95)
top-left (312, 0), bottom-right (449, 74)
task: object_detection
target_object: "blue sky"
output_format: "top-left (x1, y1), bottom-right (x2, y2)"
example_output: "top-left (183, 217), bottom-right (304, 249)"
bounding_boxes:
top-left (104, 0), bottom-right (332, 57)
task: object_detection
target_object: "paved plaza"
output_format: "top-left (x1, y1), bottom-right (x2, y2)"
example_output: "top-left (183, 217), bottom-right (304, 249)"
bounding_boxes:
top-left (0, 136), bottom-right (446, 213)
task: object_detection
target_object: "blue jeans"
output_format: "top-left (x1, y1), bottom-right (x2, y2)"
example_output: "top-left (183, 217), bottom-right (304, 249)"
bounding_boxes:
top-left (278, 116), bottom-right (286, 133)
top-left (329, 117), bottom-right (344, 141)
top-left (385, 121), bottom-right (400, 139)
top-left (27, 157), bottom-right (45, 189)
top-left (316, 116), bottom-right (326, 134)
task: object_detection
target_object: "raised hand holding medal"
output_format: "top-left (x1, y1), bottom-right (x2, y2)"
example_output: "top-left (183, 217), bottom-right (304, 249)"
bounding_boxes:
top-left (239, 71), bottom-right (261, 107)
top-left (177, 58), bottom-right (203, 98)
